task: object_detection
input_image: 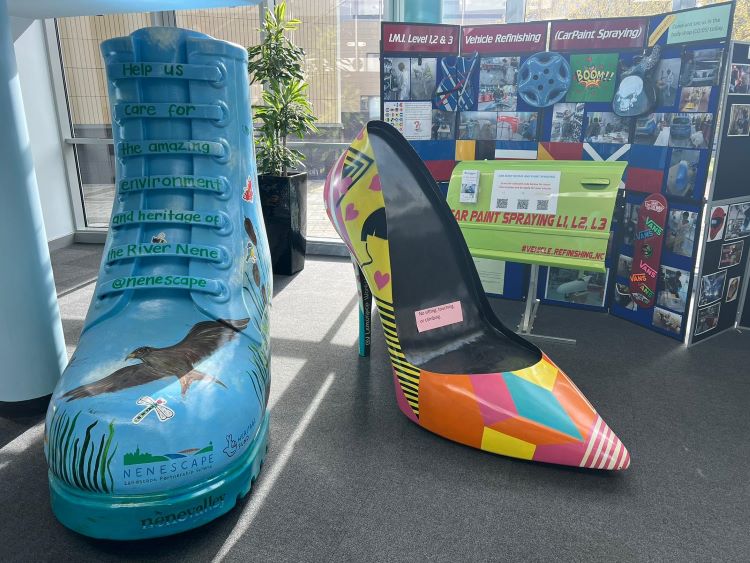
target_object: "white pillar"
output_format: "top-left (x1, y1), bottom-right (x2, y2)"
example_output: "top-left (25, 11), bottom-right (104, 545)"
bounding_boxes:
top-left (0, 0), bottom-right (66, 406)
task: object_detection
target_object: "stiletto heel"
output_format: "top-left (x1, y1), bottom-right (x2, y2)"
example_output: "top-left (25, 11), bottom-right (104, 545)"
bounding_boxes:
top-left (324, 121), bottom-right (630, 470)
top-left (351, 253), bottom-right (373, 357)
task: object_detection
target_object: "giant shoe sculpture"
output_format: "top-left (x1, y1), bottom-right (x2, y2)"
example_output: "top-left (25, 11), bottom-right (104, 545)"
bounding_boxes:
top-left (324, 121), bottom-right (630, 470)
top-left (44, 28), bottom-right (272, 539)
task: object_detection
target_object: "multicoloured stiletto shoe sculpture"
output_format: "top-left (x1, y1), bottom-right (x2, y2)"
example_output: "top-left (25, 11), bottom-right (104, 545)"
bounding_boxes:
top-left (44, 28), bottom-right (272, 539)
top-left (324, 121), bottom-right (630, 470)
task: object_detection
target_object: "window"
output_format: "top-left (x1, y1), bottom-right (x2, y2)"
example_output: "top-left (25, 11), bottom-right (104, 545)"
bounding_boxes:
top-left (444, 0), bottom-right (507, 25)
top-left (57, 14), bottom-right (151, 227)
top-left (55, 3), bottom-right (380, 240)
top-left (366, 52), bottom-right (380, 72)
top-left (524, 0), bottom-right (670, 22)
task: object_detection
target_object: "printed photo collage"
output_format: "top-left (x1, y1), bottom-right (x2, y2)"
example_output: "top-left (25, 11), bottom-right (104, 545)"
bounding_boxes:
top-left (540, 46), bottom-right (723, 203)
top-left (612, 194), bottom-right (701, 337)
top-left (382, 53), bottom-right (541, 144)
top-left (383, 55), bottom-right (457, 141)
top-left (383, 45), bottom-right (722, 203)
top-left (605, 42), bottom-right (730, 340)
top-left (694, 201), bottom-right (750, 337)
top-left (718, 54), bottom-right (749, 136)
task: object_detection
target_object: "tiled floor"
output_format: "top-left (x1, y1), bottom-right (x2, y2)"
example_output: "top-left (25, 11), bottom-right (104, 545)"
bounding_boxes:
top-left (82, 179), bottom-right (341, 240)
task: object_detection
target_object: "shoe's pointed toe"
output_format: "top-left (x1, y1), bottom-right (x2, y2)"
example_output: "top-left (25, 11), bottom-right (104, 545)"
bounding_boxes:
top-left (577, 417), bottom-right (631, 470)
top-left (507, 355), bottom-right (631, 470)
top-left (418, 355), bottom-right (630, 470)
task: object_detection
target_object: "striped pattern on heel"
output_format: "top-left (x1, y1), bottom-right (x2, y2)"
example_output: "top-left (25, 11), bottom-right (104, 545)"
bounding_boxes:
top-left (374, 297), bottom-right (421, 417)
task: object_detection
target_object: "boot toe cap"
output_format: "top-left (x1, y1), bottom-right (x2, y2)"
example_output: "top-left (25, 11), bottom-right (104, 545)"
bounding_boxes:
top-left (46, 346), bottom-right (266, 495)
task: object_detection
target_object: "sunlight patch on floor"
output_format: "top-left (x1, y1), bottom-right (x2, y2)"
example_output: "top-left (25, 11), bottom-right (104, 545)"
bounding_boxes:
top-left (211, 373), bottom-right (335, 562)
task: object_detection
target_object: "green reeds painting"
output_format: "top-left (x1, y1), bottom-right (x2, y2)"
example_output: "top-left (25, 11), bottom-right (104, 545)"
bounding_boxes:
top-left (243, 267), bottom-right (271, 408)
top-left (47, 410), bottom-right (117, 494)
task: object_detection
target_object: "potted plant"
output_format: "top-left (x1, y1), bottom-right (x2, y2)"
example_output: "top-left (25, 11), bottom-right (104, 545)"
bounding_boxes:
top-left (248, 1), bottom-right (318, 275)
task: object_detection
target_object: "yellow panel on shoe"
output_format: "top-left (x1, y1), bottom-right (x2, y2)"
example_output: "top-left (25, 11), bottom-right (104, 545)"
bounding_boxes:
top-left (481, 427), bottom-right (536, 460)
top-left (511, 356), bottom-right (559, 391)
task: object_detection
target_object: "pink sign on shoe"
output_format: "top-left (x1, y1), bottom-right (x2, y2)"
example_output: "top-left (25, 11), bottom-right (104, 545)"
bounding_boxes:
top-left (415, 301), bottom-right (464, 332)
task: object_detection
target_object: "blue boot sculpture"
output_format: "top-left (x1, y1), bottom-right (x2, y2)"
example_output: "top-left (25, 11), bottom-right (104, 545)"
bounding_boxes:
top-left (44, 27), bottom-right (272, 539)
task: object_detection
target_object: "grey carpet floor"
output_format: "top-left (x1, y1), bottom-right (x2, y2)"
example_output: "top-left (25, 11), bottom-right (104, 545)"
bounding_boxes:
top-left (1, 244), bottom-right (749, 562)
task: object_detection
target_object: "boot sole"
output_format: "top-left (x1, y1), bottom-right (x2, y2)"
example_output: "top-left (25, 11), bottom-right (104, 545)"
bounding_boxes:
top-left (48, 411), bottom-right (270, 540)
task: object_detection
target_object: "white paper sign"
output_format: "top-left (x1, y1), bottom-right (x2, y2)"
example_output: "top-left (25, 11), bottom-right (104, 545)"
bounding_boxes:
top-left (402, 102), bottom-right (433, 140)
top-left (459, 169), bottom-right (480, 204)
top-left (472, 257), bottom-right (505, 295)
top-left (489, 170), bottom-right (561, 215)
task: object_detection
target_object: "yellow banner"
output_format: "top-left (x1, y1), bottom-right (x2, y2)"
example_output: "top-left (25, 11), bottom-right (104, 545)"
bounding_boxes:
top-left (648, 14), bottom-right (676, 47)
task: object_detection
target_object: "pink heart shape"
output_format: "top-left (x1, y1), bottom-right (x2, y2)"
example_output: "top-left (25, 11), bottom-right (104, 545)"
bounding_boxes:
top-left (345, 203), bottom-right (359, 221)
top-left (369, 175), bottom-right (381, 191)
top-left (374, 271), bottom-right (390, 290)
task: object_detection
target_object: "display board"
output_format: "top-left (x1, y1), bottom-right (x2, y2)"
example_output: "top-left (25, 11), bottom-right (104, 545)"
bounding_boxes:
top-left (380, 3), bottom-right (735, 339)
top-left (609, 4), bottom-right (733, 341)
top-left (689, 41), bottom-right (750, 343)
top-left (741, 270), bottom-right (750, 327)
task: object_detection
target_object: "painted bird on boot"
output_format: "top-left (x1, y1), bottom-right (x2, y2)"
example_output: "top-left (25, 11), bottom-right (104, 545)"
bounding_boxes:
top-left (62, 318), bottom-right (249, 400)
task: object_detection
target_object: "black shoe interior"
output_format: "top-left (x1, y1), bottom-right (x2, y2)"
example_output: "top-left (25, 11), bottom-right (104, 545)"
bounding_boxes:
top-left (367, 121), bottom-right (541, 375)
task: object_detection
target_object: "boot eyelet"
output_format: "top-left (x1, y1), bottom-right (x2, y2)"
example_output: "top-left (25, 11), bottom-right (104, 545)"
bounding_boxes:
top-left (216, 176), bottom-right (231, 200)
top-left (208, 281), bottom-right (230, 303)
top-left (211, 63), bottom-right (227, 88)
top-left (214, 246), bottom-right (232, 270)
top-left (214, 139), bottom-right (231, 164)
top-left (212, 101), bottom-right (230, 128)
top-left (215, 211), bottom-right (233, 236)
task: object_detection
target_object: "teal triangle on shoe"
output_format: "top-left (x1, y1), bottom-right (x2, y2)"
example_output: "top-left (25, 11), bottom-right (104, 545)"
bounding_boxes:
top-left (501, 372), bottom-right (582, 440)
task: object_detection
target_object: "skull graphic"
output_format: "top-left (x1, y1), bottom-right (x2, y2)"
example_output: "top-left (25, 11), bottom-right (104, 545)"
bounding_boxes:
top-left (617, 76), bottom-right (644, 112)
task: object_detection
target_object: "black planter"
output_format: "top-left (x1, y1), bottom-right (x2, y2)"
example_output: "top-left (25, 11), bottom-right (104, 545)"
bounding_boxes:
top-left (258, 171), bottom-right (307, 275)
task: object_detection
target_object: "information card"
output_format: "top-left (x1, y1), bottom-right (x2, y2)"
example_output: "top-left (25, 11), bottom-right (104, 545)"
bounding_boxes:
top-left (489, 170), bottom-right (561, 215)
top-left (459, 169), bottom-right (480, 203)
top-left (472, 257), bottom-right (505, 294)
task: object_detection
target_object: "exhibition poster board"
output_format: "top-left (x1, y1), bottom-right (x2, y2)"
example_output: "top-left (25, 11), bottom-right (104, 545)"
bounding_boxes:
top-left (380, 3), bottom-right (735, 339)
top-left (741, 273), bottom-right (750, 328)
top-left (610, 3), bottom-right (733, 341)
top-left (689, 41), bottom-right (750, 343)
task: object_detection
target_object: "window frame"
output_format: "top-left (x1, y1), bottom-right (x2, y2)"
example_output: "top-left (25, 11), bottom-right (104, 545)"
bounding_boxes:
top-left (44, 18), bottom-right (94, 237)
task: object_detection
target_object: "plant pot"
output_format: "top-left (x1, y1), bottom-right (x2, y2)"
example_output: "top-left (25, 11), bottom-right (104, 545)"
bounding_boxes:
top-left (258, 171), bottom-right (307, 275)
